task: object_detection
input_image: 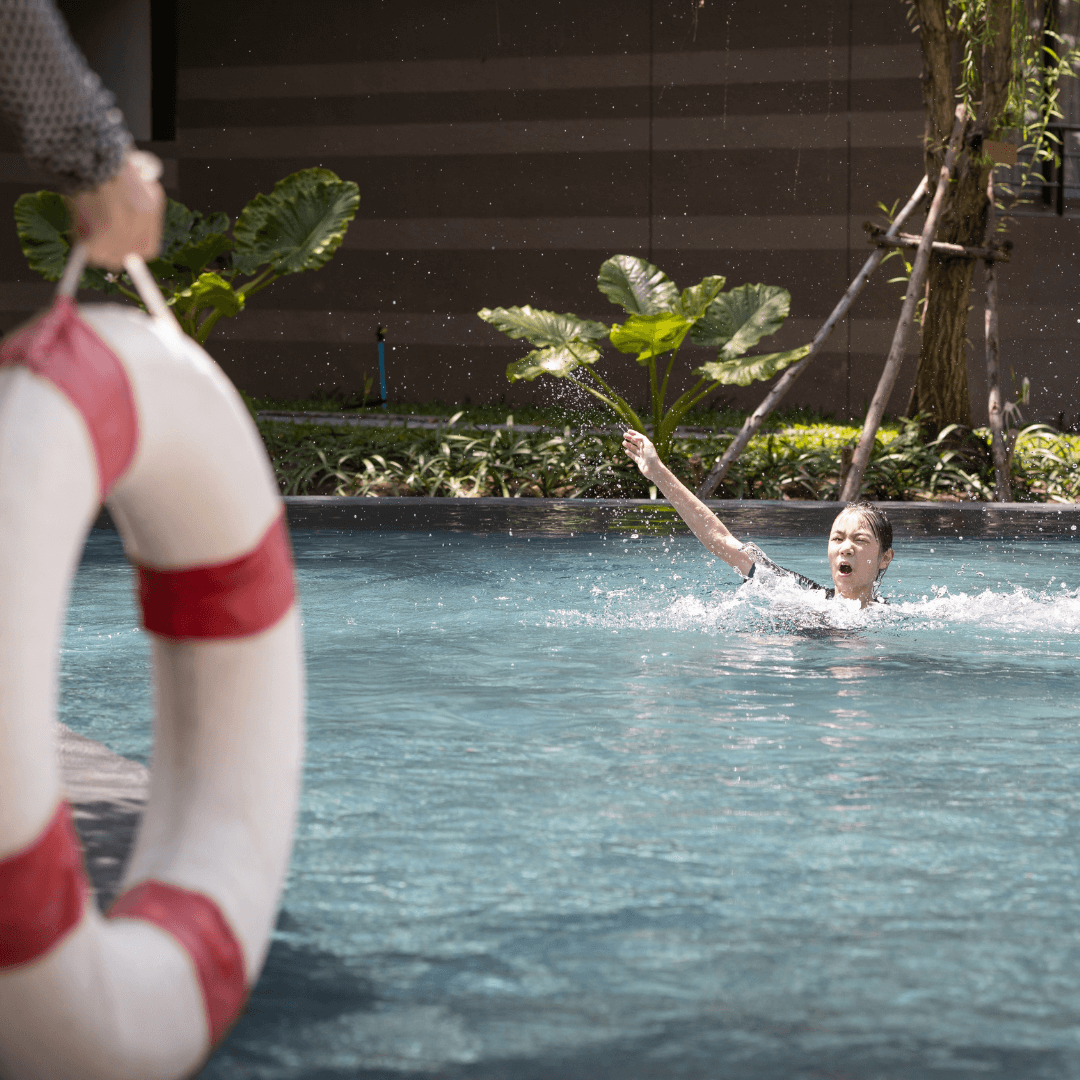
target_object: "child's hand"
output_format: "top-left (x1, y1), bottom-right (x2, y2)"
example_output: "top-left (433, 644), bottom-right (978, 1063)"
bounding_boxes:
top-left (622, 429), bottom-right (661, 480)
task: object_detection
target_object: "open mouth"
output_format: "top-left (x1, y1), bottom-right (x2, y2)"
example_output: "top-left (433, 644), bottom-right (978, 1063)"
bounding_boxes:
top-left (837, 560), bottom-right (853, 576)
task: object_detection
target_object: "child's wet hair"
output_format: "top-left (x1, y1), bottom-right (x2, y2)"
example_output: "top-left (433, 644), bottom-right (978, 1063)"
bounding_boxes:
top-left (840, 501), bottom-right (893, 553)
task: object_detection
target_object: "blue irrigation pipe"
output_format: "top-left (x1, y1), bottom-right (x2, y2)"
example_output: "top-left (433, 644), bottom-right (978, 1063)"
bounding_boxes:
top-left (376, 325), bottom-right (388, 410)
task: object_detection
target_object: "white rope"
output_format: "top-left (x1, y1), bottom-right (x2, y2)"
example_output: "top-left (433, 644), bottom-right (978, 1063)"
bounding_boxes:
top-left (56, 242), bottom-right (86, 298)
top-left (123, 253), bottom-right (181, 330)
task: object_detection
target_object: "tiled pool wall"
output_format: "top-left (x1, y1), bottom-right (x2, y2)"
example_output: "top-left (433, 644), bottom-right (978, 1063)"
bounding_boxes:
top-left (94, 497), bottom-right (1080, 540)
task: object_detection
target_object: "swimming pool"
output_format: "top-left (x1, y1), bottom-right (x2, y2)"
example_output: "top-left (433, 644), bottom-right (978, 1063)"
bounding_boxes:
top-left (64, 528), bottom-right (1080, 1079)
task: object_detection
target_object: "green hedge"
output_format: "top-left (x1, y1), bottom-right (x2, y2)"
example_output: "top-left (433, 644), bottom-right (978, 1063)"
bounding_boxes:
top-left (260, 416), bottom-right (1080, 502)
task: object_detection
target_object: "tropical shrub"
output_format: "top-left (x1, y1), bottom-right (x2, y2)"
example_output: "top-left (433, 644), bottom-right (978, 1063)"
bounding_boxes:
top-left (478, 255), bottom-right (810, 465)
top-left (264, 415), bottom-right (627, 498)
top-left (259, 412), bottom-right (1080, 503)
top-left (14, 167), bottom-right (360, 344)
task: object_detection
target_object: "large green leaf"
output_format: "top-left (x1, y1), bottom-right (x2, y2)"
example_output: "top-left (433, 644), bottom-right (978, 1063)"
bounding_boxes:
top-left (158, 199), bottom-right (197, 259)
top-left (170, 233), bottom-right (234, 273)
top-left (14, 191), bottom-right (118, 292)
top-left (233, 167), bottom-right (359, 276)
top-left (506, 343), bottom-right (601, 382)
top-left (677, 275), bottom-right (726, 320)
top-left (609, 312), bottom-right (691, 360)
top-left (697, 344), bottom-right (811, 386)
top-left (192, 210), bottom-right (230, 242)
top-left (597, 255), bottom-right (678, 315)
top-left (689, 283), bottom-right (792, 358)
top-left (479, 306), bottom-right (608, 348)
top-left (170, 272), bottom-right (245, 322)
top-left (14, 191), bottom-right (70, 281)
top-left (147, 203), bottom-right (233, 282)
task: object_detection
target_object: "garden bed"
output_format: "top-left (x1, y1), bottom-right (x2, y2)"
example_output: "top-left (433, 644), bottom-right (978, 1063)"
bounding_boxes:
top-left (258, 409), bottom-right (1080, 503)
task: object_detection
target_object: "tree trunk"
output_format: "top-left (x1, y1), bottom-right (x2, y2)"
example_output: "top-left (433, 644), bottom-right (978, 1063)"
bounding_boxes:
top-left (910, 238), bottom-right (980, 427)
top-left (908, 0), bottom-right (1013, 431)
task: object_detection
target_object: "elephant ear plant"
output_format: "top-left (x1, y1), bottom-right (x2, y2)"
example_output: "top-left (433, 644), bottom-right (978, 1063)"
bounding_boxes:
top-left (479, 254), bottom-right (810, 464)
top-left (14, 167), bottom-right (360, 344)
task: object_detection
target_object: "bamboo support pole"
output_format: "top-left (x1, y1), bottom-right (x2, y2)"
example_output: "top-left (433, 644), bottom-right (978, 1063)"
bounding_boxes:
top-left (694, 173), bottom-right (930, 499)
top-left (839, 104), bottom-right (968, 504)
top-left (984, 172), bottom-right (1011, 501)
top-left (866, 226), bottom-right (1010, 263)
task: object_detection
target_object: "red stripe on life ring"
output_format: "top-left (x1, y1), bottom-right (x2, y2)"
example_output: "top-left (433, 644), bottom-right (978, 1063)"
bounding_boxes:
top-left (0, 297), bottom-right (138, 497)
top-left (138, 514), bottom-right (295, 640)
top-left (0, 803), bottom-right (87, 969)
top-left (108, 881), bottom-right (247, 1045)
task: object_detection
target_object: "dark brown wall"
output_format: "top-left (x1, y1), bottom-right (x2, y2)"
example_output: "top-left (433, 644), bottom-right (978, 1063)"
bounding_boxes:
top-left (1, 1), bottom-right (1077, 423)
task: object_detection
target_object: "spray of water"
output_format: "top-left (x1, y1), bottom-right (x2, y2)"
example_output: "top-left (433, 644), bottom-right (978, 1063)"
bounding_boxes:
top-left (548, 572), bottom-right (1080, 638)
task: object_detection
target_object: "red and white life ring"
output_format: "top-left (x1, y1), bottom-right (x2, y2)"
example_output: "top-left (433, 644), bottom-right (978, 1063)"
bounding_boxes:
top-left (0, 250), bottom-right (304, 1079)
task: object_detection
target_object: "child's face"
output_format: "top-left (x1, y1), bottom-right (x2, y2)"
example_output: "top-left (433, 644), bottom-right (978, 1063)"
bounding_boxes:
top-left (828, 510), bottom-right (894, 601)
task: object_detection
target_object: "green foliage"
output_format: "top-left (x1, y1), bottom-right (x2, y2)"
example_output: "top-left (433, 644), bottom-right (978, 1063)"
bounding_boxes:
top-left (699, 345), bottom-right (813, 387)
top-left (13, 190), bottom-right (69, 281)
top-left (14, 167), bottom-right (359, 344)
top-left (170, 272), bottom-right (245, 326)
top-left (596, 254), bottom-right (679, 314)
top-left (906, 1), bottom-right (1080, 206)
top-left (479, 306), bottom-right (609, 347)
top-left (609, 311), bottom-right (692, 359)
top-left (480, 306), bottom-right (607, 383)
top-left (506, 344), bottom-right (602, 382)
top-left (263, 418), bottom-right (625, 499)
top-left (232, 167), bottom-right (360, 276)
top-left (689, 283), bottom-right (792, 358)
top-left (676, 276), bottom-right (727, 319)
top-left (480, 255), bottom-right (810, 465)
top-left (259, 411), bottom-right (1080, 503)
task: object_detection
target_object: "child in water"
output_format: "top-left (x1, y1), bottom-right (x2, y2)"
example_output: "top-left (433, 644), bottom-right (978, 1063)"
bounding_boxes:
top-left (622, 430), bottom-right (894, 607)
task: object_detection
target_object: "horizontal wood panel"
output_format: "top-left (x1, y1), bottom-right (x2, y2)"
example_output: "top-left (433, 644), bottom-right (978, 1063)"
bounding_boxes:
top-left (178, 81), bottom-right (922, 129)
top-left (209, 310), bottom-right (915, 356)
top-left (176, 111), bottom-right (923, 159)
top-left (178, 45), bottom-right (920, 100)
top-left (337, 215), bottom-right (852, 251)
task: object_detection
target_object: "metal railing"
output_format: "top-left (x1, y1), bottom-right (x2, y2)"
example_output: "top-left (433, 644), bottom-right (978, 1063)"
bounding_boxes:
top-left (997, 122), bottom-right (1080, 215)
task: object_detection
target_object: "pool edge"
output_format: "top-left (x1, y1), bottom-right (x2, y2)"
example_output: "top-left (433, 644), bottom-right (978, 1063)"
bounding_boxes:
top-left (92, 497), bottom-right (1080, 538)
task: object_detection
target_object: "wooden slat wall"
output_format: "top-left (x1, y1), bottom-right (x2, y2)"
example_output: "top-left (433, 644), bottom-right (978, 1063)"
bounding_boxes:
top-left (1, 0), bottom-right (1076, 422)
top-left (158, 0), bottom-right (923, 415)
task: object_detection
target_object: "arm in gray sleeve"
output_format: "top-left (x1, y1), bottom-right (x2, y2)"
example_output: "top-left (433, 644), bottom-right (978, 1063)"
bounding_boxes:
top-left (0, 0), bottom-right (132, 192)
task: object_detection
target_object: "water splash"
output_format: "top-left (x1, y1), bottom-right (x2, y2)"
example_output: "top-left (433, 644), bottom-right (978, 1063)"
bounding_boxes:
top-left (548, 572), bottom-right (1080, 638)
top-left (891, 583), bottom-right (1080, 633)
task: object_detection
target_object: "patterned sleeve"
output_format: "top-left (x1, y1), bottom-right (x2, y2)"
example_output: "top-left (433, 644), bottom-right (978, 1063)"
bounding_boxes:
top-left (0, 0), bottom-right (132, 192)
top-left (740, 541), bottom-right (829, 594)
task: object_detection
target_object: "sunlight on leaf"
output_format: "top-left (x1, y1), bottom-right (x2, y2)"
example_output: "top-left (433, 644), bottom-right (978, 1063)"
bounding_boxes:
top-left (597, 255), bottom-right (679, 315)
top-left (698, 344), bottom-right (811, 386)
top-left (610, 312), bottom-right (692, 360)
top-left (690, 283), bottom-right (792, 357)
top-left (170, 272), bottom-right (245, 321)
top-left (506, 343), bottom-right (600, 381)
top-left (677, 275), bottom-right (726, 320)
top-left (479, 306), bottom-right (608, 348)
top-left (233, 167), bottom-right (359, 275)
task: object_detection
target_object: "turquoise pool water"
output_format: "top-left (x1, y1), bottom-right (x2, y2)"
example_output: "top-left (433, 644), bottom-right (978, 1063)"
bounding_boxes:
top-left (63, 530), bottom-right (1080, 1079)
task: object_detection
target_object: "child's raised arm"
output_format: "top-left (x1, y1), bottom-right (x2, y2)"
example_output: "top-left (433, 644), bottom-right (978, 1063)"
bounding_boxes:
top-left (622, 430), bottom-right (752, 576)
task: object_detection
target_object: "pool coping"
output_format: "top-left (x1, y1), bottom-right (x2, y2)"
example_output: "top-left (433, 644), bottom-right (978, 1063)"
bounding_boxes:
top-left (93, 497), bottom-right (1080, 539)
